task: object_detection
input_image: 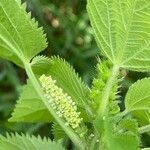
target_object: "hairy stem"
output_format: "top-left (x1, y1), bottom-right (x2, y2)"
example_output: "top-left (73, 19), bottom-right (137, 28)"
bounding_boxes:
top-left (24, 62), bottom-right (86, 149)
top-left (138, 124), bottom-right (150, 134)
top-left (98, 65), bottom-right (119, 117)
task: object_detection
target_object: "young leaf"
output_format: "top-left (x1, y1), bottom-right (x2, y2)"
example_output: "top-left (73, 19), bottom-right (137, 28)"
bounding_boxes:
top-left (0, 0), bottom-right (47, 66)
top-left (125, 78), bottom-right (150, 112)
top-left (31, 56), bottom-right (92, 120)
top-left (9, 80), bottom-right (53, 122)
top-left (0, 133), bottom-right (65, 150)
top-left (125, 78), bottom-right (150, 126)
top-left (87, 0), bottom-right (150, 72)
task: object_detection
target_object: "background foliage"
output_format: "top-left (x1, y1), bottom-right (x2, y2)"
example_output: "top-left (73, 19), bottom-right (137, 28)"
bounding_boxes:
top-left (0, 0), bottom-right (149, 147)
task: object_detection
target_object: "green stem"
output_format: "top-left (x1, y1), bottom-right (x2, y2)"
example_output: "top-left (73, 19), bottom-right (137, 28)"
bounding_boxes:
top-left (138, 124), bottom-right (150, 134)
top-left (24, 62), bottom-right (86, 149)
top-left (89, 134), bottom-right (99, 150)
top-left (98, 65), bottom-right (119, 117)
top-left (95, 65), bottom-right (119, 150)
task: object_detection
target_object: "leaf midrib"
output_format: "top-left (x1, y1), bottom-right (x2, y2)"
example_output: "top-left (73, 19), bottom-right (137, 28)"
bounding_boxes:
top-left (0, 1), bottom-right (25, 61)
top-left (117, 0), bottom-right (138, 64)
top-left (0, 1), bottom-right (23, 48)
top-left (105, 0), bottom-right (115, 61)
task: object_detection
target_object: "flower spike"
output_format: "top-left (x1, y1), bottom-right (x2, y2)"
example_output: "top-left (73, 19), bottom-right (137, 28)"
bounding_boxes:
top-left (39, 74), bottom-right (83, 129)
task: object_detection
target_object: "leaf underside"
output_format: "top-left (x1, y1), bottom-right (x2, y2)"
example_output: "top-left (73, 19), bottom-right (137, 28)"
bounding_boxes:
top-left (0, 0), bottom-right (47, 66)
top-left (0, 133), bottom-right (65, 150)
top-left (87, 0), bottom-right (150, 72)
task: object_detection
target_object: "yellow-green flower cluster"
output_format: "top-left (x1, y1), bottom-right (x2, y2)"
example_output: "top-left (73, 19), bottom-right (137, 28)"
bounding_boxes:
top-left (39, 74), bottom-right (83, 129)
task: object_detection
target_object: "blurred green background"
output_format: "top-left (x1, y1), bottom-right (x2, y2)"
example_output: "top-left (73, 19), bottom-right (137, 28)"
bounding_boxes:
top-left (0, 0), bottom-right (149, 147)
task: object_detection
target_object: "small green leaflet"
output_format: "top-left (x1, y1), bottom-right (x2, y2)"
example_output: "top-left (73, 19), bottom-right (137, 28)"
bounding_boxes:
top-left (0, 133), bottom-right (65, 150)
top-left (87, 0), bottom-right (150, 72)
top-left (125, 78), bottom-right (150, 111)
top-left (0, 0), bottom-right (47, 66)
top-left (125, 78), bottom-right (150, 125)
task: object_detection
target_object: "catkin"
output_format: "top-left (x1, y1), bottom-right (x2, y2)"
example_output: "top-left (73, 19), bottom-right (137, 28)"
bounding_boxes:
top-left (39, 74), bottom-right (83, 129)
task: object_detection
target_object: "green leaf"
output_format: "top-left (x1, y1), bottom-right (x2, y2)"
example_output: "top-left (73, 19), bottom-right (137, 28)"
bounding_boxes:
top-left (125, 78), bottom-right (150, 112)
top-left (125, 78), bottom-right (150, 125)
top-left (0, 0), bottom-right (47, 66)
top-left (102, 117), bottom-right (139, 150)
top-left (9, 80), bottom-right (52, 122)
top-left (31, 56), bottom-right (92, 120)
top-left (0, 133), bottom-right (65, 150)
top-left (87, 0), bottom-right (150, 72)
